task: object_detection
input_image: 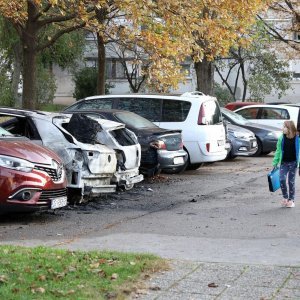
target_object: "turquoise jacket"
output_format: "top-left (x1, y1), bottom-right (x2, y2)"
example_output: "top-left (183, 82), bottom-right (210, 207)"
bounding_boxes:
top-left (272, 134), bottom-right (300, 167)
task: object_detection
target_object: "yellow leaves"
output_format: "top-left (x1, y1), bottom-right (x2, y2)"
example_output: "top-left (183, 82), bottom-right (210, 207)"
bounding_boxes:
top-left (0, 274), bottom-right (8, 283)
top-left (31, 287), bottom-right (45, 294)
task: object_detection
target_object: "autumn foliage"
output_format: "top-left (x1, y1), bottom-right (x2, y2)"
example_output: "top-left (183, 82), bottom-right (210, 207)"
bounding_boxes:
top-left (0, 0), bottom-right (271, 108)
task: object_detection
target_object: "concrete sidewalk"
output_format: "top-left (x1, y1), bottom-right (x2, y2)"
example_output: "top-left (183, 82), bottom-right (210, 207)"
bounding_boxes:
top-left (137, 260), bottom-right (300, 300)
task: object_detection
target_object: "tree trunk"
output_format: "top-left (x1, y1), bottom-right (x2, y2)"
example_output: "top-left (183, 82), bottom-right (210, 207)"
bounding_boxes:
top-left (21, 2), bottom-right (38, 109)
top-left (12, 42), bottom-right (22, 107)
top-left (97, 33), bottom-right (106, 95)
top-left (194, 58), bottom-right (214, 96)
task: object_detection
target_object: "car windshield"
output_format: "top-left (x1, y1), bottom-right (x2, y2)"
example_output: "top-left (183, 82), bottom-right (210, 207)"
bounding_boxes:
top-left (114, 112), bottom-right (158, 129)
top-left (221, 108), bottom-right (248, 125)
top-left (0, 126), bottom-right (13, 136)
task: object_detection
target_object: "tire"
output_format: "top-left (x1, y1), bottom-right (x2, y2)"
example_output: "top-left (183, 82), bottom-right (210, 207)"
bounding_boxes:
top-left (226, 154), bottom-right (237, 160)
top-left (184, 149), bottom-right (204, 170)
top-left (124, 183), bottom-right (134, 190)
top-left (67, 189), bottom-right (83, 204)
top-left (252, 138), bottom-right (262, 156)
top-left (261, 151), bottom-right (271, 155)
top-left (186, 163), bottom-right (203, 170)
top-left (163, 159), bottom-right (188, 174)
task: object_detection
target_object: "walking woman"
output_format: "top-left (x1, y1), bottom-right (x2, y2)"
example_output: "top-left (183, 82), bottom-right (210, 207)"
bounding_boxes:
top-left (273, 120), bottom-right (300, 208)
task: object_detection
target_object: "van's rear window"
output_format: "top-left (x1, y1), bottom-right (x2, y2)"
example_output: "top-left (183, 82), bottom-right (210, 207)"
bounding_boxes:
top-left (202, 100), bottom-right (223, 125)
top-left (162, 100), bottom-right (191, 122)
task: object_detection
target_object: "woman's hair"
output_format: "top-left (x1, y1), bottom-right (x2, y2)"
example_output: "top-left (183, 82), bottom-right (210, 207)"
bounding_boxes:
top-left (284, 120), bottom-right (297, 138)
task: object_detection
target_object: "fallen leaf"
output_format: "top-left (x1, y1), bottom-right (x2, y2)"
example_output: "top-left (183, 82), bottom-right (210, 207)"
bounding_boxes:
top-left (38, 275), bottom-right (46, 281)
top-left (32, 287), bottom-right (45, 294)
top-left (98, 270), bottom-right (106, 278)
top-left (135, 289), bottom-right (148, 295)
top-left (208, 282), bottom-right (218, 288)
top-left (89, 262), bottom-right (100, 269)
top-left (111, 273), bottom-right (118, 280)
top-left (77, 284), bottom-right (85, 289)
top-left (98, 258), bottom-right (107, 264)
top-left (150, 286), bottom-right (161, 291)
top-left (0, 275), bottom-right (8, 283)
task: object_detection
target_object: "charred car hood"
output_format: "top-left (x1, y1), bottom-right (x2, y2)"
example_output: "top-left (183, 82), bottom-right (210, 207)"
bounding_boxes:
top-left (0, 140), bottom-right (60, 165)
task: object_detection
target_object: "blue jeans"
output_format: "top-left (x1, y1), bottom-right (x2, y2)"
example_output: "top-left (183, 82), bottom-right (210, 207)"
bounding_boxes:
top-left (280, 161), bottom-right (297, 201)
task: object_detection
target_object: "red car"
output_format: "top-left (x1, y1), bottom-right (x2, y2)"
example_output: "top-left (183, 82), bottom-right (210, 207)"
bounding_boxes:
top-left (224, 101), bottom-right (257, 111)
top-left (0, 128), bottom-right (67, 213)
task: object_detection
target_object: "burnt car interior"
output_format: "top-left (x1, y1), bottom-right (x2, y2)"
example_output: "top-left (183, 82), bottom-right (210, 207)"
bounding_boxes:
top-left (0, 116), bottom-right (40, 140)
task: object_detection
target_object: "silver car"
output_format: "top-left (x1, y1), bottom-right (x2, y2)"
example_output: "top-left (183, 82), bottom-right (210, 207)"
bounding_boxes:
top-left (225, 123), bottom-right (258, 159)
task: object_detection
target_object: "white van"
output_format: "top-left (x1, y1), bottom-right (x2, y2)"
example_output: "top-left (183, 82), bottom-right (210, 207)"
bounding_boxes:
top-left (64, 92), bottom-right (228, 169)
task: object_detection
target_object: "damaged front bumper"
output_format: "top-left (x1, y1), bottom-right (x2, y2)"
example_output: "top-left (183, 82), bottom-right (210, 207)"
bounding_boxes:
top-left (112, 168), bottom-right (144, 189)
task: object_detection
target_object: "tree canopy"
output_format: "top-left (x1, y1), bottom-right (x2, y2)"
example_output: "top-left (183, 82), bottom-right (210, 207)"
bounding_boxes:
top-left (0, 0), bottom-right (272, 107)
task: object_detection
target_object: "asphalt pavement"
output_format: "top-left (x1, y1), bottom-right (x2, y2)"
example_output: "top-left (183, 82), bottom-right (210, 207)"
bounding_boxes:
top-left (1, 155), bottom-right (300, 299)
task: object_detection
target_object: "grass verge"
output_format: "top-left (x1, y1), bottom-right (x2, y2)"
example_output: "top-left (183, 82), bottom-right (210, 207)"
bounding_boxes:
top-left (37, 103), bottom-right (67, 112)
top-left (0, 245), bottom-right (167, 299)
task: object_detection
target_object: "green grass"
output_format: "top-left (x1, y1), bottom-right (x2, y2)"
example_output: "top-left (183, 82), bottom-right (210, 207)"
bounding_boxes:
top-left (37, 103), bottom-right (67, 112)
top-left (0, 245), bottom-right (167, 300)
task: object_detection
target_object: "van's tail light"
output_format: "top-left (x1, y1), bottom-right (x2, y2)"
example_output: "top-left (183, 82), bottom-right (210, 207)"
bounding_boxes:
top-left (150, 140), bottom-right (167, 150)
top-left (206, 143), bottom-right (210, 152)
top-left (198, 104), bottom-right (206, 125)
top-left (179, 140), bottom-right (184, 149)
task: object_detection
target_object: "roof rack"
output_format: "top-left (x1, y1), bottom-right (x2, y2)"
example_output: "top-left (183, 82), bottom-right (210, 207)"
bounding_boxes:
top-left (181, 91), bottom-right (206, 97)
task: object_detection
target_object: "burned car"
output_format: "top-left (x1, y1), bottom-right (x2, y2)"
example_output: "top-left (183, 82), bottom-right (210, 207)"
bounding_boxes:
top-left (53, 113), bottom-right (143, 190)
top-left (64, 110), bottom-right (188, 175)
top-left (0, 108), bottom-right (118, 202)
top-left (0, 127), bottom-right (67, 213)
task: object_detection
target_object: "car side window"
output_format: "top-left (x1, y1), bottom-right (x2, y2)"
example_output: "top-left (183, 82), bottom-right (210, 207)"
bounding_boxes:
top-left (260, 108), bottom-right (289, 120)
top-left (237, 108), bottom-right (259, 119)
top-left (75, 99), bottom-right (114, 110)
top-left (117, 98), bottom-right (161, 122)
top-left (162, 100), bottom-right (191, 122)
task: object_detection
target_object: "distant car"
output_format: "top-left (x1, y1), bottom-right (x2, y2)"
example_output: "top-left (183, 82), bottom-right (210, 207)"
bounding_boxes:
top-left (64, 109), bottom-right (188, 174)
top-left (0, 127), bottom-right (67, 214)
top-left (221, 108), bottom-right (281, 156)
top-left (0, 108), bottom-right (141, 202)
top-left (233, 104), bottom-right (300, 129)
top-left (224, 101), bottom-right (257, 111)
top-left (225, 123), bottom-right (257, 159)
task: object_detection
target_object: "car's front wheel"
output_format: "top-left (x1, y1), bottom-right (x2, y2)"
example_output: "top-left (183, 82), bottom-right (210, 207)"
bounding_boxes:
top-left (252, 138), bottom-right (262, 156)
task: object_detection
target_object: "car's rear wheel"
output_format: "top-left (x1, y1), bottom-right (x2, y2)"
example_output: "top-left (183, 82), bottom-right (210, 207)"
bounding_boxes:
top-left (185, 149), bottom-right (204, 170)
top-left (163, 159), bottom-right (189, 174)
top-left (187, 163), bottom-right (203, 170)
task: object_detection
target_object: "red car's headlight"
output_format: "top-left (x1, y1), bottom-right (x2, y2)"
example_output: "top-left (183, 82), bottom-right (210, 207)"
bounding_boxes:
top-left (0, 155), bottom-right (34, 173)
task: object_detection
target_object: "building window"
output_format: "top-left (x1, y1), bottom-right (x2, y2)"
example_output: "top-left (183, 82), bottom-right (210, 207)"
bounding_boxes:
top-left (293, 32), bottom-right (300, 41)
top-left (292, 72), bottom-right (300, 80)
top-left (181, 64), bottom-right (191, 77)
top-left (106, 59), bottom-right (126, 79)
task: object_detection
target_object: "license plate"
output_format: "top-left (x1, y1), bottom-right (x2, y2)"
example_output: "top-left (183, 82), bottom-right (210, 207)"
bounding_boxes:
top-left (252, 141), bottom-right (257, 147)
top-left (174, 157), bottom-right (184, 165)
top-left (218, 140), bottom-right (225, 146)
top-left (51, 196), bottom-right (67, 209)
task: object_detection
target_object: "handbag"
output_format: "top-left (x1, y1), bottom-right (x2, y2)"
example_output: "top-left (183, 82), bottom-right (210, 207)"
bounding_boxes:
top-left (268, 167), bottom-right (280, 192)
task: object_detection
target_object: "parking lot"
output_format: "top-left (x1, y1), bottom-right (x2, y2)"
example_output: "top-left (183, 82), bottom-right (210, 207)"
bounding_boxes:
top-left (2, 154), bottom-right (300, 266)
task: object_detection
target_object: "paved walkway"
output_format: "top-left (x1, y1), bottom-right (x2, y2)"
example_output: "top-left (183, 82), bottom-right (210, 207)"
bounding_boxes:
top-left (136, 260), bottom-right (300, 300)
